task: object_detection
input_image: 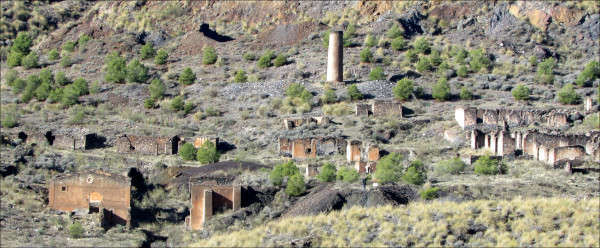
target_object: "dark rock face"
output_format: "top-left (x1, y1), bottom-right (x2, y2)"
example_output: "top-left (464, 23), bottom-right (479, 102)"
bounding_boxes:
top-left (580, 14), bottom-right (599, 41)
top-left (398, 10), bottom-right (424, 36)
top-left (488, 4), bottom-right (519, 35)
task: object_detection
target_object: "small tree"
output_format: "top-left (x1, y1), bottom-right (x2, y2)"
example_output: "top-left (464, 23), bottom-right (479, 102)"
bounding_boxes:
top-left (348, 84), bottom-right (364, 100)
top-left (48, 49), bottom-right (60, 61)
top-left (391, 36), bottom-right (406, 51)
top-left (512, 84), bottom-right (530, 101)
top-left (55, 71), bottom-right (69, 86)
top-left (149, 78), bottom-right (166, 100)
top-left (460, 86), bottom-right (473, 100)
top-left (474, 155), bottom-right (507, 175)
top-left (243, 52), bottom-right (257, 61)
top-left (183, 102), bottom-right (194, 114)
top-left (413, 37), bottom-right (431, 54)
top-left (11, 32), bottom-right (33, 55)
top-left (557, 83), bottom-right (581, 105)
top-left (386, 24), bottom-right (403, 38)
top-left (420, 187), bottom-right (439, 200)
top-left (317, 163), bottom-right (337, 182)
top-left (78, 35), bottom-right (92, 47)
top-left (144, 98), bottom-right (155, 109)
top-left (285, 174), bottom-right (306, 196)
top-left (404, 49), bottom-right (418, 62)
top-left (22, 51), bottom-right (39, 69)
top-left (48, 88), bottom-right (64, 103)
top-left (126, 59), bottom-right (150, 83)
top-left (364, 35), bottom-right (376, 48)
top-left (336, 167), bottom-right (359, 183)
top-left (529, 55), bottom-right (538, 67)
top-left (535, 57), bottom-right (556, 84)
top-left (179, 67), bottom-right (196, 85)
top-left (90, 81), bottom-right (101, 94)
top-left (468, 48), bottom-right (490, 73)
top-left (62, 41), bottom-right (76, 53)
top-left (68, 222), bottom-right (84, 239)
top-left (270, 161), bottom-right (299, 186)
top-left (11, 78), bottom-right (26, 94)
top-left (432, 77), bottom-right (451, 101)
top-left (202, 46), bottom-right (218, 65)
top-left (322, 89), bottom-right (336, 104)
top-left (402, 160), bottom-right (426, 185)
top-left (234, 70), bottom-right (248, 83)
top-left (154, 49), bottom-right (168, 65)
top-left (72, 77), bottom-right (89, 95)
top-left (35, 82), bottom-right (51, 101)
top-left (170, 96), bottom-right (184, 111)
top-left (62, 84), bottom-right (80, 106)
top-left (105, 52), bottom-right (127, 83)
top-left (139, 43), bottom-right (156, 60)
top-left (455, 48), bottom-right (468, 64)
top-left (273, 54), bottom-right (288, 67)
top-left (435, 156), bottom-right (466, 175)
top-left (457, 65), bottom-right (468, 77)
top-left (416, 57), bottom-right (431, 73)
top-left (1, 110), bottom-right (18, 128)
top-left (257, 50), bottom-right (274, 69)
top-left (393, 78), bottom-right (414, 101)
top-left (196, 140), bottom-right (220, 164)
top-left (322, 29), bottom-right (330, 48)
top-left (5, 69), bottom-right (19, 86)
top-left (179, 143), bottom-right (197, 161)
top-left (374, 153), bottom-right (404, 183)
top-left (6, 52), bottom-right (23, 67)
top-left (60, 54), bottom-right (72, 68)
top-left (360, 48), bottom-right (373, 63)
top-left (39, 68), bottom-right (54, 85)
top-left (429, 49), bottom-right (442, 67)
top-left (369, 66), bottom-right (385, 80)
top-left (576, 60), bottom-right (600, 86)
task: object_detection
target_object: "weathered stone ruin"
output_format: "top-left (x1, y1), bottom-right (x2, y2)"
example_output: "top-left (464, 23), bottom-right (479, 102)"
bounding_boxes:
top-left (327, 30), bottom-right (343, 83)
top-left (17, 130), bottom-right (103, 150)
top-left (116, 134), bottom-right (181, 155)
top-left (455, 106), bottom-right (580, 130)
top-left (306, 164), bottom-right (320, 177)
top-left (356, 100), bottom-right (403, 117)
top-left (185, 176), bottom-right (241, 231)
top-left (283, 116), bottom-right (330, 130)
top-left (278, 137), bottom-right (346, 161)
top-left (191, 137), bottom-right (219, 148)
top-left (48, 170), bottom-right (131, 227)
top-left (355, 161), bottom-right (377, 174)
top-left (346, 140), bottom-right (380, 163)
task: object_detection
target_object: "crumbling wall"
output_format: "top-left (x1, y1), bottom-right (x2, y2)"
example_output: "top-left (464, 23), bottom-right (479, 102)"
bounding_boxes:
top-left (187, 183), bottom-right (241, 231)
top-left (455, 107), bottom-right (477, 129)
top-left (356, 103), bottom-right (371, 116)
top-left (547, 146), bottom-right (586, 167)
top-left (367, 146), bottom-right (380, 162)
top-left (279, 137), bottom-right (346, 160)
top-left (482, 109), bottom-right (499, 125)
top-left (116, 135), bottom-right (178, 155)
top-left (306, 164), bottom-right (319, 177)
top-left (547, 112), bottom-right (568, 127)
top-left (193, 137), bottom-right (219, 148)
top-left (346, 140), bottom-right (361, 162)
top-left (283, 116), bottom-right (330, 130)
top-left (372, 100), bottom-right (402, 117)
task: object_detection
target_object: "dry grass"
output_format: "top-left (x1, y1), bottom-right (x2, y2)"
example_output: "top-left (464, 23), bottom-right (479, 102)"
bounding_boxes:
top-left (193, 197), bottom-right (599, 247)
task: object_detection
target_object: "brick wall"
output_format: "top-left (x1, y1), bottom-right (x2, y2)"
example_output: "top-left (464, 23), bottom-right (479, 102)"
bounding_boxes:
top-left (188, 184), bottom-right (241, 230)
top-left (372, 100), bottom-right (402, 117)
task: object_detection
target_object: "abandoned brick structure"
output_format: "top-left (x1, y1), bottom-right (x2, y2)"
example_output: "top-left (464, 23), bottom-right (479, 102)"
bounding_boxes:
top-left (278, 137), bottom-right (347, 161)
top-left (48, 170), bottom-right (131, 227)
top-left (116, 134), bottom-right (181, 155)
top-left (346, 140), bottom-right (380, 163)
top-left (283, 116), bottom-right (330, 130)
top-left (185, 176), bottom-right (241, 230)
top-left (455, 106), bottom-right (579, 130)
top-left (356, 100), bottom-right (403, 117)
top-left (191, 137), bottom-right (219, 148)
top-left (17, 130), bottom-right (103, 150)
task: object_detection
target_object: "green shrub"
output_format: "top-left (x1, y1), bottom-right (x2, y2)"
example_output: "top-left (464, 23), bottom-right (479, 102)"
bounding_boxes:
top-left (414, 86), bottom-right (425, 99)
top-left (78, 35), bottom-right (92, 47)
top-left (402, 160), bottom-right (426, 185)
top-left (39, 68), bottom-right (53, 85)
top-left (432, 78), bottom-right (451, 101)
top-left (170, 96), bottom-right (185, 111)
top-left (55, 71), bottom-right (69, 86)
top-left (90, 81), bottom-right (101, 94)
top-left (243, 52), bottom-right (257, 61)
top-left (317, 163), bottom-right (337, 182)
top-left (435, 156), bottom-right (466, 175)
top-left (393, 78), bottom-right (414, 100)
top-left (416, 57), bottom-right (431, 73)
top-left (374, 153), bottom-right (404, 183)
top-left (459, 86), bottom-right (473, 100)
top-left (273, 54), bottom-right (288, 67)
top-left (420, 187), bottom-right (439, 200)
top-left (11, 32), bottom-right (32, 55)
top-left (348, 84), bottom-right (363, 100)
top-left (60, 54), bottom-right (72, 68)
top-left (391, 36), bottom-right (406, 51)
top-left (386, 24), bottom-right (403, 38)
top-left (11, 78), bottom-right (26, 94)
top-left (322, 29), bottom-right (330, 48)
top-left (68, 222), bottom-right (84, 239)
top-left (234, 70), bottom-right (247, 83)
top-left (529, 55), bottom-right (538, 67)
top-left (512, 84), bottom-right (530, 101)
top-left (154, 49), bottom-right (168, 65)
top-left (360, 48), bottom-right (373, 63)
top-left (257, 50), bottom-right (275, 68)
top-left (196, 140), bottom-right (220, 164)
top-left (364, 35), bottom-right (376, 48)
top-left (21, 74), bottom-right (41, 103)
top-left (6, 52), bottom-right (23, 67)
top-left (62, 41), bottom-right (76, 53)
top-left (457, 65), bottom-right (468, 77)
top-left (126, 59), bottom-right (149, 83)
top-left (413, 37), bottom-right (431, 54)
top-left (429, 49), bottom-right (442, 67)
top-left (179, 143), bottom-right (197, 161)
top-left (183, 102), bottom-right (194, 114)
top-left (62, 84), bottom-right (80, 106)
top-left (105, 52), bottom-right (127, 83)
top-left (557, 83), bottom-right (581, 105)
top-left (48, 88), bottom-right (64, 103)
top-left (455, 48), bottom-right (468, 64)
top-left (322, 89), bottom-right (337, 104)
top-left (72, 78), bottom-right (89, 96)
top-left (468, 48), bottom-right (490, 72)
top-left (202, 46), bottom-right (218, 65)
top-left (576, 61), bottom-right (600, 86)
top-left (270, 161), bottom-right (299, 186)
top-left (149, 78), bottom-right (166, 100)
top-left (139, 43), bottom-right (156, 60)
top-left (346, 24), bottom-right (357, 38)
top-left (285, 174), bottom-right (306, 196)
top-left (205, 106), bottom-right (220, 116)
top-left (369, 66), bottom-right (385, 80)
top-left (337, 167), bottom-right (359, 183)
top-left (179, 67), bottom-right (196, 85)
top-left (144, 98), bottom-right (155, 109)
top-left (48, 49), bottom-right (60, 61)
top-left (1, 110), bottom-right (19, 128)
top-left (5, 69), bottom-right (18, 86)
top-left (474, 155), bottom-right (507, 175)
top-left (286, 83), bottom-right (310, 100)
top-left (404, 49), bottom-right (418, 62)
top-left (535, 57), bottom-right (556, 84)
top-left (21, 51), bottom-right (39, 69)
top-left (35, 82), bottom-right (51, 101)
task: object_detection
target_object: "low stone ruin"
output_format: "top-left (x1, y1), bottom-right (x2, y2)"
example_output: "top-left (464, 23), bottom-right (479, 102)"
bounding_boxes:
top-left (283, 116), bottom-right (330, 130)
top-left (455, 106), bottom-right (581, 130)
top-left (185, 175), bottom-right (241, 231)
top-left (278, 137), bottom-right (346, 161)
top-left (346, 140), bottom-right (379, 163)
top-left (16, 130), bottom-right (104, 150)
top-left (115, 135), bottom-right (181, 155)
top-left (356, 100), bottom-right (403, 117)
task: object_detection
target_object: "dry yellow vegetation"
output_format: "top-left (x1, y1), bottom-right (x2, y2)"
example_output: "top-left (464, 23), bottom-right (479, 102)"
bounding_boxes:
top-left (193, 197), bottom-right (599, 247)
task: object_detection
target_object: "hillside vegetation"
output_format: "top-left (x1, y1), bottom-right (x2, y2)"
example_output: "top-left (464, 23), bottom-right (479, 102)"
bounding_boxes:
top-left (195, 197), bottom-right (599, 247)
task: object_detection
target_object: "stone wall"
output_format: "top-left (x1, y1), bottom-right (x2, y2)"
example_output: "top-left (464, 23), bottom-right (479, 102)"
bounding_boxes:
top-left (116, 135), bottom-right (179, 155)
top-left (193, 137), bottom-right (219, 148)
top-left (356, 100), bottom-right (402, 117)
top-left (455, 106), bottom-right (577, 130)
top-left (283, 116), bottom-right (330, 130)
top-left (279, 137), bottom-right (346, 161)
top-left (356, 103), bottom-right (371, 116)
top-left (187, 182), bottom-right (241, 230)
top-left (547, 146), bottom-right (587, 167)
top-left (48, 170), bottom-right (131, 227)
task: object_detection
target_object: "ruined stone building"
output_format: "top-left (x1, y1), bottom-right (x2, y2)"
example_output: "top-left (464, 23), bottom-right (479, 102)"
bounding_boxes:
top-left (346, 140), bottom-right (380, 163)
top-left (48, 170), bottom-right (131, 227)
top-left (278, 137), bottom-right (347, 161)
top-left (356, 100), bottom-right (403, 117)
top-left (455, 106), bottom-right (578, 130)
top-left (17, 130), bottom-right (103, 150)
top-left (116, 134), bottom-right (181, 155)
top-left (185, 176), bottom-right (241, 230)
top-left (191, 137), bottom-right (219, 148)
top-left (283, 116), bottom-right (330, 130)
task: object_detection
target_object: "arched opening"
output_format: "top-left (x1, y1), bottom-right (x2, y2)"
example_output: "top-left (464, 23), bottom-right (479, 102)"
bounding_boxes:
top-left (89, 192), bottom-right (103, 213)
